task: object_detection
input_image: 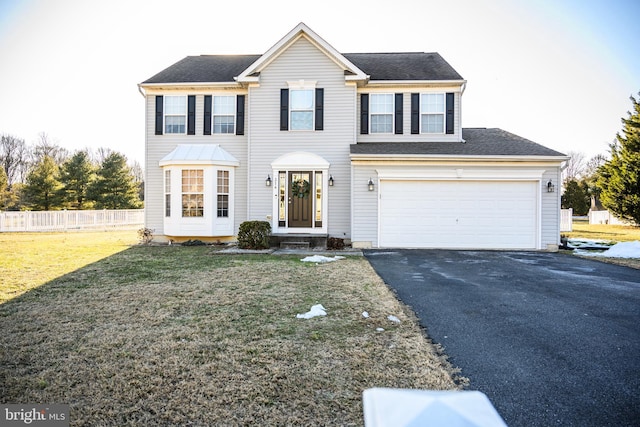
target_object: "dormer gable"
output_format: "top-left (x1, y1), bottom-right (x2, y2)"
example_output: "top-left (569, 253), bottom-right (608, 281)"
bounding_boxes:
top-left (235, 22), bottom-right (368, 84)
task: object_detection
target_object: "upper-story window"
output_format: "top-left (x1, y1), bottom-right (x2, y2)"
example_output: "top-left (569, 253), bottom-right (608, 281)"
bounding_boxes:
top-left (280, 81), bottom-right (323, 131)
top-left (290, 90), bottom-right (314, 130)
top-left (370, 94), bottom-right (394, 133)
top-left (164, 96), bottom-right (187, 134)
top-left (213, 96), bottom-right (235, 134)
top-left (421, 93), bottom-right (445, 134)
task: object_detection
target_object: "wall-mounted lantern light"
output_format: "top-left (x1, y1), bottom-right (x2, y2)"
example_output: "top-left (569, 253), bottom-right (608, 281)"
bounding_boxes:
top-left (368, 178), bottom-right (375, 192)
top-left (266, 175), bottom-right (272, 187)
top-left (547, 179), bottom-right (555, 193)
top-left (328, 175), bottom-right (334, 186)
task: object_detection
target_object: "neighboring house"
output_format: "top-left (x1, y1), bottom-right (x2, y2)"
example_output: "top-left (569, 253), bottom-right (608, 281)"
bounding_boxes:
top-left (138, 22), bottom-right (568, 250)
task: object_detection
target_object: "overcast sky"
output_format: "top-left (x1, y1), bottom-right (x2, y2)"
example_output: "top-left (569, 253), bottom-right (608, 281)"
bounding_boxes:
top-left (1, 0), bottom-right (638, 166)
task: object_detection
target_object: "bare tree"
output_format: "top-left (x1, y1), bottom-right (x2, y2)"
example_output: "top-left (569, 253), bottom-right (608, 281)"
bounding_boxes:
top-left (583, 153), bottom-right (607, 178)
top-left (0, 134), bottom-right (30, 185)
top-left (32, 132), bottom-right (69, 165)
top-left (94, 147), bottom-right (114, 164)
top-left (562, 151), bottom-right (586, 183)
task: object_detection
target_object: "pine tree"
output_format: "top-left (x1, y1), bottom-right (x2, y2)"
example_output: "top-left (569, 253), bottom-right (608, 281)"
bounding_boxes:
top-left (561, 179), bottom-right (590, 215)
top-left (597, 93), bottom-right (640, 224)
top-left (24, 155), bottom-right (64, 210)
top-left (0, 166), bottom-right (9, 210)
top-left (59, 151), bottom-right (96, 209)
top-left (88, 152), bottom-right (142, 209)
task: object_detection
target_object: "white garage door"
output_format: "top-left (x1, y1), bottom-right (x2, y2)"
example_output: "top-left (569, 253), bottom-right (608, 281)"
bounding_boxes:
top-left (379, 180), bottom-right (538, 249)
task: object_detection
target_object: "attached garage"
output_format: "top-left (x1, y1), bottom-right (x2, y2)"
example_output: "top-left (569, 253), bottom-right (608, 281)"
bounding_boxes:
top-left (379, 180), bottom-right (538, 249)
top-left (350, 128), bottom-right (569, 251)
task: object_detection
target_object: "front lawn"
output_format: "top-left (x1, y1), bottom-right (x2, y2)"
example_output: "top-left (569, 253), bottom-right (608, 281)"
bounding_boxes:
top-left (0, 235), bottom-right (462, 426)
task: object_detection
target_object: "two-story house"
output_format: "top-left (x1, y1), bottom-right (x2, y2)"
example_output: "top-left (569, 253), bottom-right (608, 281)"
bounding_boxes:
top-left (138, 23), bottom-right (568, 250)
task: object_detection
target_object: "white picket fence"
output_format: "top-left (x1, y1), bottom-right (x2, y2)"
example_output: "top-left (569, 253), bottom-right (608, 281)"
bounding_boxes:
top-left (560, 208), bottom-right (573, 232)
top-left (0, 209), bottom-right (144, 232)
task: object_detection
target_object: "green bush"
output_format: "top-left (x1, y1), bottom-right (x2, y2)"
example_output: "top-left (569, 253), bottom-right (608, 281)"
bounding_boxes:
top-left (237, 221), bottom-right (271, 249)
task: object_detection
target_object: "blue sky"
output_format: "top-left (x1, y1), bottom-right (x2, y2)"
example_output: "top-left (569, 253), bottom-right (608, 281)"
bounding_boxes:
top-left (0, 0), bottom-right (638, 165)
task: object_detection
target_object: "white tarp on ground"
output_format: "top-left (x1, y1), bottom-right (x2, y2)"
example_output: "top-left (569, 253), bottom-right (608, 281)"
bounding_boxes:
top-left (296, 304), bottom-right (327, 319)
top-left (363, 388), bottom-right (507, 427)
top-left (300, 255), bottom-right (345, 263)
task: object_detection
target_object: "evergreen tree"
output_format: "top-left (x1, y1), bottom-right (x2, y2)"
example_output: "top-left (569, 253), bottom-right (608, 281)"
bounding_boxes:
top-left (561, 179), bottom-right (589, 215)
top-left (88, 152), bottom-right (142, 209)
top-left (23, 155), bottom-right (64, 210)
top-left (0, 166), bottom-right (9, 210)
top-left (60, 150), bottom-right (96, 209)
top-left (597, 93), bottom-right (640, 224)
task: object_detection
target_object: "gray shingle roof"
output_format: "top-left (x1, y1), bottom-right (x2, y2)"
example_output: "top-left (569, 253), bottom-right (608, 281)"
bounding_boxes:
top-left (345, 52), bottom-right (463, 81)
top-left (143, 55), bottom-right (261, 84)
top-left (350, 128), bottom-right (567, 157)
top-left (142, 52), bottom-right (462, 84)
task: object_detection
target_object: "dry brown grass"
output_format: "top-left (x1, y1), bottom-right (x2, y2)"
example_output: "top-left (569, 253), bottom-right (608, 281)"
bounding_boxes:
top-left (0, 246), bottom-right (462, 426)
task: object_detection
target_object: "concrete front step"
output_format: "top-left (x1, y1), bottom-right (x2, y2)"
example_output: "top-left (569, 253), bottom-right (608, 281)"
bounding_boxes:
top-left (270, 234), bottom-right (328, 249)
top-left (280, 241), bottom-right (310, 250)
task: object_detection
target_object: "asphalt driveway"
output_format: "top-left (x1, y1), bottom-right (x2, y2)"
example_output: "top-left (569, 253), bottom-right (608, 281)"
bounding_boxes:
top-left (364, 250), bottom-right (640, 427)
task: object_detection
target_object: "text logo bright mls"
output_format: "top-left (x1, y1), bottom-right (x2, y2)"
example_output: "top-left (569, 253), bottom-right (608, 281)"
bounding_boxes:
top-left (1, 405), bottom-right (69, 426)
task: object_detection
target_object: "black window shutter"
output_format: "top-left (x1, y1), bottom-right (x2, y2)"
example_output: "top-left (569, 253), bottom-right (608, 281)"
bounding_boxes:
top-left (236, 95), bottom-right (245, 135)
top-left (395, 93), bottom-right (403, 134)
top-left (411, 93), bottom-right (420, 134)
top-left (187, 95), bottom-right (196, 135)
top-left (155, 95), bottom-right (163, 135)
top-left (203, 95), bottom-right (212, 135)
top-left (446, 92), bottom-right (455, 134)
top-left (315, 88), bottom-right (324, 131)
top-left (360, 93), bottom-right (369, 134)
top-left (280, 89), bottom-right (289, 131)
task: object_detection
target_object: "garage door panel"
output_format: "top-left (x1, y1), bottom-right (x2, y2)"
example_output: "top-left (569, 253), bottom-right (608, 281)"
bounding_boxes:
top-left (379, 180), bottom-right (538, 249)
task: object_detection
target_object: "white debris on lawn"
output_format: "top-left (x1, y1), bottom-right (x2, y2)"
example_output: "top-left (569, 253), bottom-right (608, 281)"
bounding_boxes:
top-left (376, 327), bottom-right (385, 332)
top-left (362, 311), bottom-right (370, 318)
top-left (387, 315), bottom-right (401, 323)
top-left (300, 255), bottom-right (345, 263)
top-left (579, 240), bottom-right (640, 258)
top-left (296, 304), bottom-right (327, 319)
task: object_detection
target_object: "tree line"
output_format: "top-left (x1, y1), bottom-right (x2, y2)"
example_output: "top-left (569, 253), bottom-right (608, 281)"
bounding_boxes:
top-left (561, 92), bottom-right (640, 225)
top-left (0, 133), bottom-right (143, 211)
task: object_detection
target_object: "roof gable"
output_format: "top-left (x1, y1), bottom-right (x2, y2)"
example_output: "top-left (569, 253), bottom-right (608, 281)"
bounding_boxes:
top-left (236, 22), bottom-right (368, 83)
top-left (140, 23), bottom-right (465, 86)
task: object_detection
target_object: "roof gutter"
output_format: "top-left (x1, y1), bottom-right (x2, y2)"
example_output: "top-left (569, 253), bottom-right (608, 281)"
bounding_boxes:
top-left (350, 153), bottom-right (571, 163)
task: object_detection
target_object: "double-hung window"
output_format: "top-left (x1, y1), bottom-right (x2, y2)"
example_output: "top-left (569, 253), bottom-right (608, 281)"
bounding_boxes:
top-left (164, 96), bottom-right (187, 134)
top-left (421, 93), bottom-right (445, 133)
top-left (164, 170), bottom-right (171, 217)
top-left (217, 170), bottom-right (229, 217)
top-left (290, 89), bottom-right (314, 130)
top-left (370, 94), bottom-right (394, 133)
top-left (182, 169), bottom-right (204, 217)
top-left (213, 96), bottom-right (235, 134)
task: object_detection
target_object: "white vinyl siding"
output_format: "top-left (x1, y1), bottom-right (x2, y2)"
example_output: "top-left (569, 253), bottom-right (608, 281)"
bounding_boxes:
top-left (144, 93), bottom-right (248, 240)
top-left (357, 90), bottom-right (462, 143)
top-left (247, 36), bottom-right (354, 237)
top-left (351, 163), bottom-right (563, 250)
